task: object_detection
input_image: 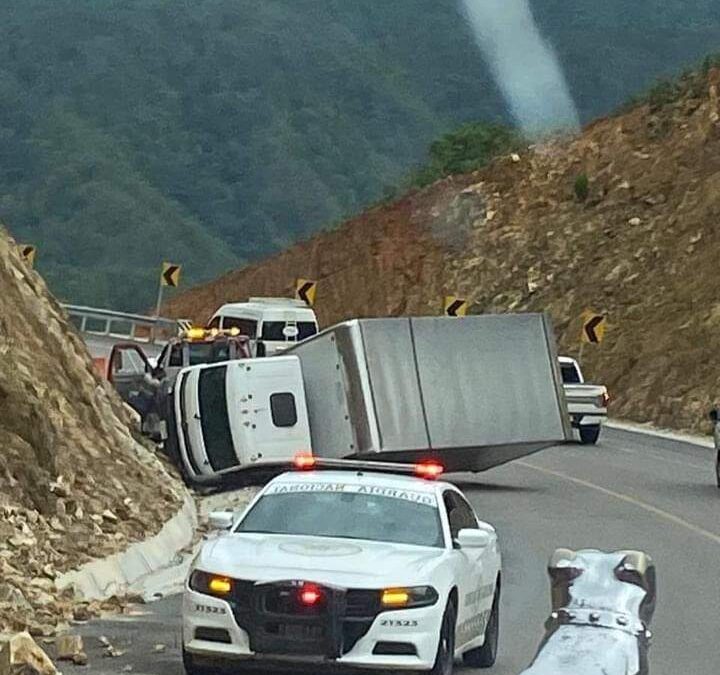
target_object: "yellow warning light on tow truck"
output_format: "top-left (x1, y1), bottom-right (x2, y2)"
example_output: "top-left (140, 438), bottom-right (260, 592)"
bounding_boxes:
top-left (185, 328), bottom-right (207, 340)
top-left (183, 326), bottom-right (243, 341)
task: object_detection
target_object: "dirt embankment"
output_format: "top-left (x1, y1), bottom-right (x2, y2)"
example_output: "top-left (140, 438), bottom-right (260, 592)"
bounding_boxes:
top-left (0, 230), bottom-right (183, 636)
top-left (167, 68), bottom-right (720, 434)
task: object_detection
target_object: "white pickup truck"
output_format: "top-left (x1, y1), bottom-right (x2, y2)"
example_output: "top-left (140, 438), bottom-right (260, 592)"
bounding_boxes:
top-left (559, 356), bottom-right (609, 445)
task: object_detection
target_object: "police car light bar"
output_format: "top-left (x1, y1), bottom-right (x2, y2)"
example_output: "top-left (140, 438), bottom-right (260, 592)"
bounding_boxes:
top-left (292, 452), bottom-right (444, 480)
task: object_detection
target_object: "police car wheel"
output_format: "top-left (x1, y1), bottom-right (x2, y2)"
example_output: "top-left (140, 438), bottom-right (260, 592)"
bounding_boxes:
top-left (463, 582), bottom-right (500, 668)
top-left (182, 649), bottom-right (214, 675)
top-left (428, 600), bottom-right (456, 675)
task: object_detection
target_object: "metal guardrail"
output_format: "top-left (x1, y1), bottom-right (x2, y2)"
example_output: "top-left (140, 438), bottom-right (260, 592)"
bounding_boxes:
top-left (62, 304), bottom-right (189, 344)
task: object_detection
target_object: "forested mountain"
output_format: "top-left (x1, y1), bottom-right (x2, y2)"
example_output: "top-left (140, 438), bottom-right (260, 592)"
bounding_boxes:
top-left (1, 0), bottom-right (719, 309)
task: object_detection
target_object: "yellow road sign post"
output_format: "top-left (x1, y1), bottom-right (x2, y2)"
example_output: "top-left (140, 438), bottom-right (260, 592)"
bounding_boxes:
top-left (155, 262), bottom-right (182, 320)
top-left (578, 310), bottom-right (608, 366)
top-left (295, 279), bottom-right (317, 307)
top-left (581, 311), bottom-right (607, 344)
top-left (444, 296), bottom-right (468, 317)
top-left (19, 245), bottom-right (36, 267)
top-left (161, 263), bottom-right (182, 288)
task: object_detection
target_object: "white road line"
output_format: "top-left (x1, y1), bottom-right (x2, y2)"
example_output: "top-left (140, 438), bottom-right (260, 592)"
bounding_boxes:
top-left (517, 460), bottom-right (720, 546)
top-left (608, 443), bottom-right (708, 472)
top-left (606, 419), bottom-right (714, 449)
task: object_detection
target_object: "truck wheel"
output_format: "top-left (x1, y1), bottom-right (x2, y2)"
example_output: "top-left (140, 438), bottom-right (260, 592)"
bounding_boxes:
top-left (163, 429), bottom-right (180, 464)
top-left (579, 425), bottom-right (600, 445)
top-left (463, 581), bottom-right (500, 668)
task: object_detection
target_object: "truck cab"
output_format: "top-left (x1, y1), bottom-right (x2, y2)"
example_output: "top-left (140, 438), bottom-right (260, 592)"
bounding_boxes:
top-left (108, 329), bottom-right (251, 446)
top-left (207, 298), bottom-right (318, 357)
top-left (174, 356), bottom-right (311, 484)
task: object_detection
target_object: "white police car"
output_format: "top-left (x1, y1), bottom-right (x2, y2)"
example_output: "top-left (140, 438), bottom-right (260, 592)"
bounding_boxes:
top-left (183, 456), bottom-right (502, 674)
top-left (183, 457), bottom-right (501, 675)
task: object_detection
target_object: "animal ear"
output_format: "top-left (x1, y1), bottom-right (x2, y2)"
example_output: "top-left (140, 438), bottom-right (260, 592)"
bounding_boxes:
top-left (616, 550), bottom-right (657, 625)
top-left (549, 548), bottom-right (577, 567)
top-left (547, 548), bottom-right (583, 611)
top-left (548, 548), bottom-right (582, 580)
top-left (615, 551), bottom-right (654, 589)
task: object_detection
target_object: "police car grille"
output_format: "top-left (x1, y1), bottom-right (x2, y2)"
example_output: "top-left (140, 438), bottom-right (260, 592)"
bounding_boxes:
top-left (224, 582), bottom-right (381, 657)
top-left (344, 590), bottom-right (380, 618)
top-left (341, 590), bottom-right (381, 655)
top-left (228, 580), bottom-right (254, 610)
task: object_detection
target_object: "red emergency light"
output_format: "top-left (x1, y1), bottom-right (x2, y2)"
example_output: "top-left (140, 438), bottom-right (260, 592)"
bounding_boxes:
top-left (293, 452), bottom-right (317, 470)
top-left (414, 461), bottom-right (445, 480)
top-left (299, 583), bottom-right (323, 606)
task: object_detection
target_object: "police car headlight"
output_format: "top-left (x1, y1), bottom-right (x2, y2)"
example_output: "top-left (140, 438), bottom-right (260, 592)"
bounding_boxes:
top-left (190, 570), bottom-right (233, 597)
top-left (381, 586), bottom-right (438, 609)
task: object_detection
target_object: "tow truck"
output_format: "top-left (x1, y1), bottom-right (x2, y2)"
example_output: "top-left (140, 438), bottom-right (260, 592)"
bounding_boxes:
top-left (108, 328), bottom-right (251, 454)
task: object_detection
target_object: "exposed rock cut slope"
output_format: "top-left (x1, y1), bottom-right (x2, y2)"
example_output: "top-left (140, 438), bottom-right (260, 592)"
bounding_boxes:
top-left (0, 230), bottom-right (183, 635)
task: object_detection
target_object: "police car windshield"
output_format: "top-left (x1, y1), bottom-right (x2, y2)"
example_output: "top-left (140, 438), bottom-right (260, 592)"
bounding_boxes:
top-left (235, 483), bottom-right (444, 548)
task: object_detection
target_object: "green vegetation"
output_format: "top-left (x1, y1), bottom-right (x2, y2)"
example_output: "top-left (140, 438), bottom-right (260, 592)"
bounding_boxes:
top-left (623, 52), bottom-right (720, 112)
top-left (574, 174), bottom-right (590, 202)
top-left (0, 1), bottom-right (719, 309)
top-left (410, 123), bottom-right (523, 188)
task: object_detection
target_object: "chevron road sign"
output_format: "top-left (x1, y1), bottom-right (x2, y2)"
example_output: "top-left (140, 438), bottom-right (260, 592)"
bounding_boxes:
top-left (444, 296), bottom-right (468, 317)
top-left (19, 244), bottom-right (36, 267)
top-left (161, 262), bottom-right (182, 288)
top-left (581, 311), bottom-right (607, 344)
top-left (295, 278), bottom-right (317, 306)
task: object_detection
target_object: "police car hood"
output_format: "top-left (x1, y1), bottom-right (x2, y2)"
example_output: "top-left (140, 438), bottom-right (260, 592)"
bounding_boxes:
top-left (197, 533), bottom-right (446, 587)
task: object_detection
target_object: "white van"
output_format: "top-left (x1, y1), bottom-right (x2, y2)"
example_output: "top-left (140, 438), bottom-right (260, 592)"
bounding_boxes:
top-left (174, 356), bottom-right (311, 484)
top-left (207, 298), bottom-right (319, 357)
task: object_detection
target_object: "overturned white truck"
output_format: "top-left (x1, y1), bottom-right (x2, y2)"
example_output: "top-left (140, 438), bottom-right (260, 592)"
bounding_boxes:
top-left (287, 315), bottom-right (571, 471)
top-left (174, 314), bottom-right (572, 483)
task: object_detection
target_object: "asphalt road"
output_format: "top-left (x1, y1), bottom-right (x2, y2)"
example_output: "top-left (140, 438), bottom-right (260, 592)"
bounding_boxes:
top-left (54, 427), bottom-right (720, 675)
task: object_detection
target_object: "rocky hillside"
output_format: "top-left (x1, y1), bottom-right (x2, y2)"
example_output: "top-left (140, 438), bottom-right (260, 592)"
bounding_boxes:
top-left (0, 229), bottom-right (183, 636)
top-left (166, 66), bottom-right (720, 434)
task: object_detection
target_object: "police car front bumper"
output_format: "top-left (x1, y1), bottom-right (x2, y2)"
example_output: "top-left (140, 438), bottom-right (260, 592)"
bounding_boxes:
top-left (183, 584), bottom-right (443, 671)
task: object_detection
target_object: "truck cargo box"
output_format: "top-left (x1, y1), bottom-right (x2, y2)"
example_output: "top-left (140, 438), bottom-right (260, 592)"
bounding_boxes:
top-left (284, 314), bottom-right (572, 472)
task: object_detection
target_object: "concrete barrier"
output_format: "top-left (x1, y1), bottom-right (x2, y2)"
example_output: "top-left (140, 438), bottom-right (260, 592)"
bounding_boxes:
top-left (56, 493), bottom-right (197, 601)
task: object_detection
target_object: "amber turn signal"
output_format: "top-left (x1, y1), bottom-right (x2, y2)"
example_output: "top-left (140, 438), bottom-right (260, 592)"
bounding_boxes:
top-left (208, 576), bottom-right (232, 595)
